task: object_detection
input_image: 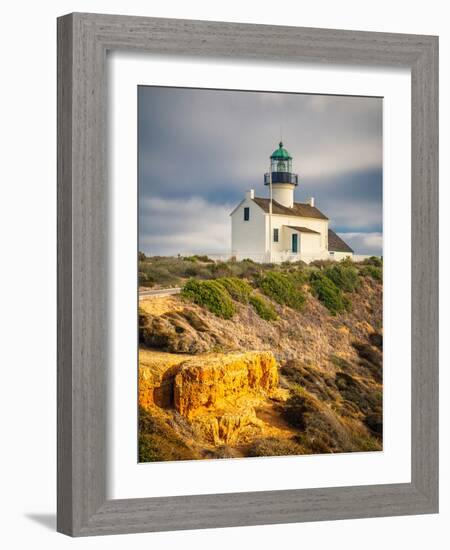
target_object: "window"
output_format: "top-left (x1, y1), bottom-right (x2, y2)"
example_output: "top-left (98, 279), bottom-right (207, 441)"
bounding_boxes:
top-left (273, 228), bottom-right (279, 242)
top-left (244, 207), bottom-right (250, 221)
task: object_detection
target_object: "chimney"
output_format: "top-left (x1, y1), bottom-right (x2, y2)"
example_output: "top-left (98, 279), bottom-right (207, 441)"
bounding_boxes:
top-left (245, 189), bottom-right (255, 200)
top-left (309, 197), bottom-right (315, 207)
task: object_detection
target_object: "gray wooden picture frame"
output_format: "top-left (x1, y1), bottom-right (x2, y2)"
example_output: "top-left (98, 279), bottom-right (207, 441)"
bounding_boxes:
top-left (57, 12), bottom-right (439, 537)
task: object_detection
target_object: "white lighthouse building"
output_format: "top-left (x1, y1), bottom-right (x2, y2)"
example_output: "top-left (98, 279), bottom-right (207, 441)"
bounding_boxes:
top-left (230, 142), bottom-right (353, 264)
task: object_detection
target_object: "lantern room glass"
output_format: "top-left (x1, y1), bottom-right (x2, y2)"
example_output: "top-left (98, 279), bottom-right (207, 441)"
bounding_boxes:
top-left (271, 157), bottom-right (292, 173)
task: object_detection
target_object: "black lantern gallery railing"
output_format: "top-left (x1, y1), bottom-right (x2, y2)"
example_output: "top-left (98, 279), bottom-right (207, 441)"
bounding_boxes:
top-left (264, 172), bottom-right (298, 185)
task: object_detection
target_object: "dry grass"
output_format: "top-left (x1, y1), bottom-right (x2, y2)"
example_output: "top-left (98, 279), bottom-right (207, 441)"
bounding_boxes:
top-left (139, 406), bottom-right (201, 462)
top-left (139, 296), bottom-right (183, 316)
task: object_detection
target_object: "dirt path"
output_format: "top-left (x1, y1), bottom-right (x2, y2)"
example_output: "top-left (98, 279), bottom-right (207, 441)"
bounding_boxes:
top-left (255, 401), bottom-right (298, 438)
top-left (139, 287), bottom-right (181, 300)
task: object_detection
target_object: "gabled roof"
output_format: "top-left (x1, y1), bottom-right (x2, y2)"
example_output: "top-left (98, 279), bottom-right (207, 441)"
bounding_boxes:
top-left (328, 229), bottom-right (354, 253)
top-left (229, 198), bottom-right (245, 216)
top-left (252, 197), bottom-right (328, 220)
top-left (286, 225), bottom-right (320, 235)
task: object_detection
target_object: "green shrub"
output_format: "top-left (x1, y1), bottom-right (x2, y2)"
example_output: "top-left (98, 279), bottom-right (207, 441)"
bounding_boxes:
top-left (335, 372), bottom-right (380, 414)
top-left (249, 294), bottom-right (278, 321)
top-left (182, 255), bottom-right (197, 262)
top-left (324, 264), bottom-right (360, 292)
top-left (245, 437), bottom-right (304, 457)
top-left (139, 407), bottom-right (198, 462)
top-left (309, 259), bottom-right (334, 269)
top-left (208, 262), bottom-right (233, 277)
top-left (217, 277), bottom-right (253, 303)
top-left (286, 269), bottom-right (309, 287)
top-left (234, 259), bottom-right (262, 278)
top-left (363, 256), bottom-right (382, 267)
top-left (138, 271), bottom-right (154, 287)
top-left (181, 279), bottom-right (235, 319)
top-left (193, 254), bottom-right (214, 263)
top-left (257, 271), bottom-right (306, 311)
top-left (283, 387), bottom-right (347, 453)
top-left (182, 254), bottom-right (213, 263)
top-left (183, 263), bottom-right (212, 278)
top-left (284, 386), bottom-right (381, 454)
top-left (360, 265), bottom-right (382, 281)
top-left (309, 271), bottom-right (350, 315)
top-left (138, 258), bottom-right (184, 286)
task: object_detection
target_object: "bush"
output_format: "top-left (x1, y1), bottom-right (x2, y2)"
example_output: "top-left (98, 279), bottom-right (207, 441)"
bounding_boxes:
top-left (257, 271), bottom-right (306, 311)
top-left (309, 259), bottom-right (334, 269)
top-left (183, 263), bottom-right (211, 278)
top-left (286, 269), bottom-right (309, 287)
top-left (217, 277), bottom-right (253, 303)
top-left (335, 372), bottom-right (380, 414)
top-left (283, 387), bottom-right (347, 453)
top-left (182, 254), bottom-right (213, 263)
top-left (233, 259), bottom-right (262, 278)
top-left (309, 271), bottom-right (350, 315)
top-left (324, 264), bottom-right (360, 292)
top-left (181, 279), bottom-right (235, 319)
top-left (249, 294), bottom-right (278, 321)
top-left (284, 386), bottom-right (380, 454)
top-left (208, 262), bottom-right (233, 278)
top-left (360, 265), bottom-right (382, 281)
top-left (363, 256), bottom-right (382, 267)
top-left (139, 407), bottom-right (198, 462)
top-left (182, 255), bottom-right (197, 262)
top-left (281, 360), bottom-right (337, 401)
top-left (138, 271), bottom-right (154, 287)
top-left (245, 437), bottom-right (304, 457)
top-left (192, 254), bottom-right (213, 263)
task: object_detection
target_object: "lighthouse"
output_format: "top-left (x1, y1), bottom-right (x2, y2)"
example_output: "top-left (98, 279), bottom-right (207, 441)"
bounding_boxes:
top-left (264, 141), bottom-right (298, 208)
top-left (230, 141), bottom-right (354, 263)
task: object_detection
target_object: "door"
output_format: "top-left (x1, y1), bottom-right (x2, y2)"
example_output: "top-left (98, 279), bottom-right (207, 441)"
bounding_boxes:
top-left (292, 233), bottom-right (298, 253)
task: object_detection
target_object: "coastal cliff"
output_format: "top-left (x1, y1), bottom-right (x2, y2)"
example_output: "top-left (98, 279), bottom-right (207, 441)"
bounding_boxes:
top-left (138, 258), bottom-right (383, 461)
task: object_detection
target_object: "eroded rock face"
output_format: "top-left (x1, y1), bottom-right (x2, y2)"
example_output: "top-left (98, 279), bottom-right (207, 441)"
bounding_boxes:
top-left (191, 403), bottom-right (264, 445)
top-left (174, 351), bottom-right (278, 417)
top-left (139, 350), bottom-right (280, 445)
top-left (139, 363), bottom-right (182, 409)
top-left (171, 352), bottom-right (279, 445)
top-left (139, 308), bottom-right (233, 354)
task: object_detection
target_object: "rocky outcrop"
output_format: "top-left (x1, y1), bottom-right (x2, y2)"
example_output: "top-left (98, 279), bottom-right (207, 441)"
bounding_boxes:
top-left (139, 307), bottom-right (234, 354)
top-left (173, 351), bottom-right (279, 445)
top-left (139, 362), bottom-right (182, 409)
top-left (174, 351), bottom-right (278, 417)
top-left (139, 350), bottom-right (280, 445)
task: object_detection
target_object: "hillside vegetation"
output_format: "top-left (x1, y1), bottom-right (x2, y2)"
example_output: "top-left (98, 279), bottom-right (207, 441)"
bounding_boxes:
top-left (138, 255), bottom-right (383, 461)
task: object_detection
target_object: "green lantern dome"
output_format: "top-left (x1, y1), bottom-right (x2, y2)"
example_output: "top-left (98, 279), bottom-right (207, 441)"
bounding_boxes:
top-left (270, 141), bottom-right (292, 160)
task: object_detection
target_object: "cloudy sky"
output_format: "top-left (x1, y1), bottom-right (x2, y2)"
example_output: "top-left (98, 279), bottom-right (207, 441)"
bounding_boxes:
top-left (138, 86), bottom-right (382, 256)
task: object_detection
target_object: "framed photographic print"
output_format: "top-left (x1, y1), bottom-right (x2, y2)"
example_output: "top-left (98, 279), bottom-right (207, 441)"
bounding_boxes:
top-left (57, 13), bottom-right (438, 536)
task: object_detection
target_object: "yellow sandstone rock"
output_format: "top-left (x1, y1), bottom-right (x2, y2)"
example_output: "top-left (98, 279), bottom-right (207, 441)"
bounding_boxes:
top-left (139, 350), bottom-right (280, 446)
top-left (138, 349), bottom-right (194, 408)
top-left (173, 351), bottom-right (279, 418)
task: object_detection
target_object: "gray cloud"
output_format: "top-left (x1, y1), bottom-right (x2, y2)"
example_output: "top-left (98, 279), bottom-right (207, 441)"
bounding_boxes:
top-left (139, 196), bottom-right (233, 256)
top-left (339, 232), bottom-right (383, 256)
